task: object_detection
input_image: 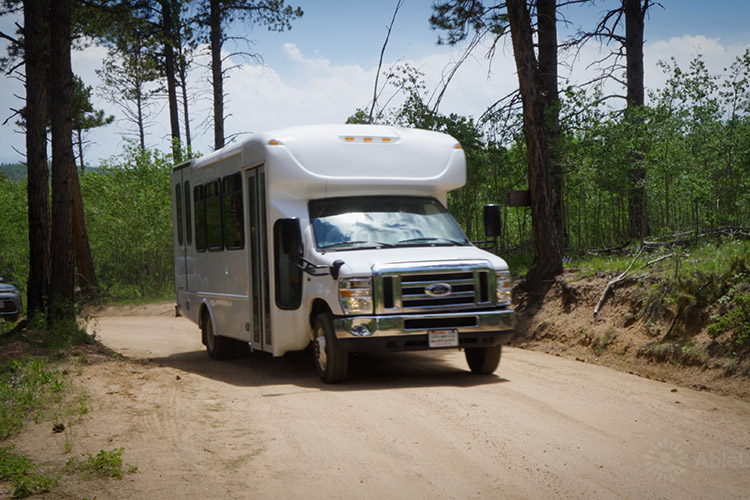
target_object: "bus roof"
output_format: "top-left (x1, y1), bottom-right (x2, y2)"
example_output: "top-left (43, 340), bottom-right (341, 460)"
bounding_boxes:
top-left (178, 124), bottom-right (467, 199)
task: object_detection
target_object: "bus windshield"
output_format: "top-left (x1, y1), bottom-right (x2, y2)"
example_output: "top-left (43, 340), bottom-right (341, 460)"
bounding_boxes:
top-left (309, 196), bottom-right (470, 251)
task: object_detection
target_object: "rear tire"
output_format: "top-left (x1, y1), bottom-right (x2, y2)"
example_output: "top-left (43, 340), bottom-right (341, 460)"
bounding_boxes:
top-left (203, 312), bottom-right (231, 360)
top-left (465, 345), bottom-right (502, 374)
top-left (313, 312), bottom-right (348, 383)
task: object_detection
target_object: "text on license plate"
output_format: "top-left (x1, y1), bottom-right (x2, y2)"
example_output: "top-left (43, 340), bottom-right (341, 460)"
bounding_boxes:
top-left (428, 329), bottom-right (459, 348)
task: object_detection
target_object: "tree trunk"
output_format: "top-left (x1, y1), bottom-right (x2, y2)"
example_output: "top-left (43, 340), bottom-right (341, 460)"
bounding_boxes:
top-left (72, 172), bottom-right (97, 298)
top-left (136, 77), bottom-right (146, 149)
top-left (161, 0), bottom-right (181, 161)
top-left (76, 128), bottom-right (85, 172)
top-left (210, 0), bottom-right (225, 150)
top-left (507, 0), bottom-right (562, 295)
top-left (537, 0), bottom-right (566, 248)
top-left (24, 0), bottom-right (50, 317)
top-left (625, 0), bottom-right (649, 239)
top-left (49, 0), bottom-right (76, 323)
top-left (178, 56), bottom-right (191, 152)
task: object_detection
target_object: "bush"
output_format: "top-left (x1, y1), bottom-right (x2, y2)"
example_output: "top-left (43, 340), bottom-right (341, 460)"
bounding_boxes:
top-left (82, 144), bottom-right (175, 299)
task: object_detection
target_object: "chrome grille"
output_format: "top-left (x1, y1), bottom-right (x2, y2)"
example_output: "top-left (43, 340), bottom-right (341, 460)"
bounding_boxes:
top-left (374, 262), bottom-right (495, 314)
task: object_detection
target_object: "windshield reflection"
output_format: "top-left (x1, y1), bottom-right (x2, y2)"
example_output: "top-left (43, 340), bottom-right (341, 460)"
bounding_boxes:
top-left (309, 196), bottom-right (469, 250)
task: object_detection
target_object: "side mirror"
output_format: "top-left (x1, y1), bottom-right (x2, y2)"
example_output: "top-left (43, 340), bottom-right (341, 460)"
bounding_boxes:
top-left (483, 204), bottom-right (501, 239)
top-left (279, 218), bottom-right (302, 256)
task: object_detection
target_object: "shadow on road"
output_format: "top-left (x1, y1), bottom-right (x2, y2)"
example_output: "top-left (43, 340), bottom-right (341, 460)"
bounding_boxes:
top-left (150, 347), bottom-right (509, 391)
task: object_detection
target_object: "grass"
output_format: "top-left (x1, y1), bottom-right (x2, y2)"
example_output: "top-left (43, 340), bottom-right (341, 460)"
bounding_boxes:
top-left (568, 252), bottom-right (639, 279)
top-left (0, 358), bottom-right (71, 441)
top-left (0, 446), bottom-right (59, 498)
top-left (0, 358), bottom-right (88, 498)
top-left (593, 327), bottom-right (617, 355)
top-left (0, 342), bottom-right (134, 497)
top-left (64, 448), bottom-right (138, 479)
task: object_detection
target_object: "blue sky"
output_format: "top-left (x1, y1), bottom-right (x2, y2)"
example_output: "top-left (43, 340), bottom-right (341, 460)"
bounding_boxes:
top-left (1, 0), bottom-right (749, 165)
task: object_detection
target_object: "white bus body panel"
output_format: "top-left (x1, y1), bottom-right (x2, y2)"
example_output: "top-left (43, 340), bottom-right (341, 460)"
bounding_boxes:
top-left (172, 124), bottom-right (496, 358)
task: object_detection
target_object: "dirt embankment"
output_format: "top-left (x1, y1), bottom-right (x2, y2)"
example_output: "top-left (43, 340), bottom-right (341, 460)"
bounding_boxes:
top-left (512, 269), bottom-right (750, 401)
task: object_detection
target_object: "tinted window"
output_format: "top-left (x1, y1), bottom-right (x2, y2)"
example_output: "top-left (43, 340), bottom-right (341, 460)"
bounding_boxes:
top-left (205, 180), bottom-right (223, 250)
top-left (194, 184), bottom-right (207, 251)
top-left (223, 173), bottom-right (244, 250)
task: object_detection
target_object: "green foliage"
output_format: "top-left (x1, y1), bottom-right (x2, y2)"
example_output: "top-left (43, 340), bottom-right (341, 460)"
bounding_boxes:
top-left (64, 448), bottom-right (137, 479)
top-left (0, 446), bottom-right (59, 498)
top-left (637, 239), bottom-right (750, 343)
top-left (0, 163), bottom-right (28, 183)
top-left (707, 294), bottom-right (750, 352)
top-left (44, 314), bottom-right (95, 354)
top-left (355, 51), bottom-right (750, 267)
top-left (82, 143), bottom-right (175, 299)
top-left (0, 358), bottom-right (70, 441)
top-left (0, 177), bottom-right (29, 295)
top-left (593, 328), bottom-right (617, 355)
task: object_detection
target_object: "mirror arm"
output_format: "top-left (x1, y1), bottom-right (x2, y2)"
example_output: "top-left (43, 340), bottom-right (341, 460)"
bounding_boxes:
top-left (294, 256), bottom-right (330, 276)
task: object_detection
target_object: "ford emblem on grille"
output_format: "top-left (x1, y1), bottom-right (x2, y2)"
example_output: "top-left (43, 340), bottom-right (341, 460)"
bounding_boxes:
top-left (425, 283), bottom-right (452, 297)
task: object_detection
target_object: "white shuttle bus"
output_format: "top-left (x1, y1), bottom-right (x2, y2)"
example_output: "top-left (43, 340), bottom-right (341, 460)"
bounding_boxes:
top-left (171, 124), bottom-right (515, 382)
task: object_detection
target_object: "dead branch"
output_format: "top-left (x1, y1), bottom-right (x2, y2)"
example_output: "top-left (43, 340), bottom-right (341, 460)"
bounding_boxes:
top-left (646, 253), bottom-right (688, 266)
top-left (369, 0), bottom-right (403, 123)
top-left (587, 241), bottom-right (630, 255)
top-left (594, 245), bottom-right (645, 316)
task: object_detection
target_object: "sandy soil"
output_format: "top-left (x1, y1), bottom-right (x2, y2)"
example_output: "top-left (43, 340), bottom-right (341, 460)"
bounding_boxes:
top-left (2, 302), bottom-right (750, 499)
top-left (512, 271), bottom-right (750, 401)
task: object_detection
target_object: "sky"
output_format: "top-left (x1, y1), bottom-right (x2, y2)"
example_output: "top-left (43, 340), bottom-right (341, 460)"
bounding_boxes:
top-left (0, 0), bottom-right (749, 166)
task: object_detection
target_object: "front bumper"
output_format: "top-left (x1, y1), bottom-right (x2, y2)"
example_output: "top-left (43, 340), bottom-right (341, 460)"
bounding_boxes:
top-left (333, 308), bottom-right (515, 352)
top-left (0, 295), bottom-right (22, 318)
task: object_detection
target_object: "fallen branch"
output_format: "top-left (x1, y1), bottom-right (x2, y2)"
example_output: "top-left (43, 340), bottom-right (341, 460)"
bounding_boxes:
top-left (586, 241), bottom-right (630, 255)
top-left (647, 253), bottom-right (689, 266)
top-left (593, 245), bottom-right (645, 316)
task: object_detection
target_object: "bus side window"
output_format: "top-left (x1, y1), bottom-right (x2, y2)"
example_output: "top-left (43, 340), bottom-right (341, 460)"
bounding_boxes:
top-left (273, 220), bottom-right (302, 310)
top-left (184, 181), bottom-right (192, 246)
top-left (223, 173), bottom-right (244, 250)
top-left (175, 184), bottom-right (184, 246)
top-left (194, 184), bottom-right (207, 252)
top-left (206, 180), bottom-right (223, 251)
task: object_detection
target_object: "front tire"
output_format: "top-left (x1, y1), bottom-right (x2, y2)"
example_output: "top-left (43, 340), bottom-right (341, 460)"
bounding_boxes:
top-left (465, 345), bottom-right (502, 374)
top-left (313, 312), bottom-right (348, 383)
top-left (203, 312), bottom-right (231, 360)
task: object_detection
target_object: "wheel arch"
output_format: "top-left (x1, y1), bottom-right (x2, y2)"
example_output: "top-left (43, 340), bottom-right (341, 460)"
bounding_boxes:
top-left (309, 298), bottom-right (333, 330)
top-left (198, 300), bottom-right (215, 345)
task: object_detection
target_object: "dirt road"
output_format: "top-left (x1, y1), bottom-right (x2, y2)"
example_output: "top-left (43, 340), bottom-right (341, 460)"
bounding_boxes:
top-left (9, 304), bottom-right (750, 499)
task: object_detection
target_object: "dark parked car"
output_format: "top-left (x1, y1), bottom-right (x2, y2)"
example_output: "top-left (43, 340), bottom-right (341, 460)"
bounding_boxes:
top-left (0, 278), bottom-right (22, 322)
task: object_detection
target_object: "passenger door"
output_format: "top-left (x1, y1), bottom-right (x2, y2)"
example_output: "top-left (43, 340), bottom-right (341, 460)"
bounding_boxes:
top-left (173, 169), bottom-right (191, 294)
top-left (246, 167), bottom-right (271, 351)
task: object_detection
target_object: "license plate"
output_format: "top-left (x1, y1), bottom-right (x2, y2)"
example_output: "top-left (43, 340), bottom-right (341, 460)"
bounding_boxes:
top-left (428, 329), bottom-right (459, 348)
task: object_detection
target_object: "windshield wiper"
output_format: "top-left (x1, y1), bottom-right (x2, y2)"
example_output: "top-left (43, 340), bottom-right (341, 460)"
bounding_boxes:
top-left (397, 237), bottom-right (467, 246)
top-left (320, 240), bottom-right (395, 250)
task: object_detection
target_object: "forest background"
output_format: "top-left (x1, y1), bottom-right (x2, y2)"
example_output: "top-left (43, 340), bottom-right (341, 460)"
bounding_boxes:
top-left (0, 0), bottom-right (748, 333)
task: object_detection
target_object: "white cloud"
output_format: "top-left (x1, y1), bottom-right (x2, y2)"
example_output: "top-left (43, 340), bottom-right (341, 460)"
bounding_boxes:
top-left (645, 35), bottom-right (750, 91)
top-left (2, 32), bottom-right (749, 166)
top-left (283, 42), bottom-right (306, 63)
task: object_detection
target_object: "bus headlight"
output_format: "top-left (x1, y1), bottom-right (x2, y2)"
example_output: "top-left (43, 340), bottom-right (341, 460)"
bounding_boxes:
top-left (496, 270), bottom-right (512, 306)
top-left (339, 278), bottom-right (373, 314)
